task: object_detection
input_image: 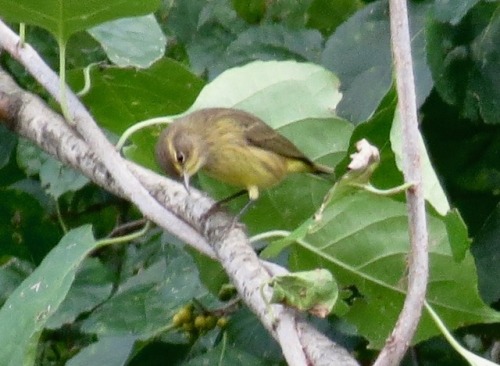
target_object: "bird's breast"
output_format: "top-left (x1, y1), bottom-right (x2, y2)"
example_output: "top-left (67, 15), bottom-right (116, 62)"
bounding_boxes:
top-left (203, 141), bottom-right (288, 189)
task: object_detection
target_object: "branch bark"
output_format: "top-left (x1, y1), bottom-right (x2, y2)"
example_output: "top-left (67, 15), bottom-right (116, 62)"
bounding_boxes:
top-left (0, 21), bottom-right (359, 366)
top-left (374, 1), bottom-right (429, 365)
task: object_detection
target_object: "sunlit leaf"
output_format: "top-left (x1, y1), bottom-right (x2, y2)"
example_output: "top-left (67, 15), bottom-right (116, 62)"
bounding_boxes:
top-left (390, 110), bottom-right (450, 215)
top-left (287, 192), bottom-right (499, 348)
top-left (88, 15), bottom-right (166, 68)
top-left (0, 0), bottom-right (160, 43)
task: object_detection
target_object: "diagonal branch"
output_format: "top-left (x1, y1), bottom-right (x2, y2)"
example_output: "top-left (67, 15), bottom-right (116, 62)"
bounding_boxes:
top-left (374, 1), bottom-right (429, 365)
top-left (0, 22), bottom-right (359, 366)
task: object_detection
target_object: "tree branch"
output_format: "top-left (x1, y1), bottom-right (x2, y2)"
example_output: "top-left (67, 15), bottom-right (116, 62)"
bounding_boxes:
top-left (0, 21), bottom-right (359, 366)
top-left (374, 1), bottom-right (429, 365)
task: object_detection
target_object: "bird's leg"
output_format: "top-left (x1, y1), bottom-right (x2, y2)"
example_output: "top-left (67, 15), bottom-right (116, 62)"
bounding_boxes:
top-left (202, 190), bottom-right (247, 219)
top-left (233, 198), bottom-right (255, 223)
top-left (216, 190), bottom-right (248, 206)
top-left (231, 186), bottom-right (259, 225)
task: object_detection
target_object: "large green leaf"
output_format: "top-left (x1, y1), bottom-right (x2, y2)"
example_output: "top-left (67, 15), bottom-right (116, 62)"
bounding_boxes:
top-left (321, 0), bottom-right (433, 123)
top-left (0, 0), bottom-right (160, 43)
top-left (80, 245), bottom-right (212, 338)
top-left (287, 192), bottom-right (499, 348)
top-left (193, 24), bottom-right (324, 78)
top-left (189, 60), bottom-right (342, 122)
top-left (45, 258), bottom-right (114, 329)
top-left (0, 226), bottom-right (97, 366)
top-left (71, 59), bottom-right (203, 132)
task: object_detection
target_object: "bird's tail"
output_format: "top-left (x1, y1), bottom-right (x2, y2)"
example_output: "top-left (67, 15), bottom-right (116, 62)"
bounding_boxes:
top-left (312, 162), bottom-right (336, 182)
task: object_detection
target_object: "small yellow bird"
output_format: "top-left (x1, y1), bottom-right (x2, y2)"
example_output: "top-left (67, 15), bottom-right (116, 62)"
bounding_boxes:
top-left (155, 108), bottom-right (333, 212)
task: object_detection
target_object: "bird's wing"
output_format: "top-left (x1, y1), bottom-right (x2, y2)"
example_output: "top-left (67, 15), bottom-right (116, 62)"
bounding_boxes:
top-left (236, 112), bottom-right (312, 162)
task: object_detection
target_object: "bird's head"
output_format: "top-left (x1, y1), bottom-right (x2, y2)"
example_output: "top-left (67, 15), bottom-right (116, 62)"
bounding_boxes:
top-left (155, 124), bottom-right (206, 192)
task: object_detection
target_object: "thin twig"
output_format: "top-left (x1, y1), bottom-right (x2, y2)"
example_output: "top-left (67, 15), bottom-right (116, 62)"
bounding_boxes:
top-left (374, 1), bottom-right (429, 365)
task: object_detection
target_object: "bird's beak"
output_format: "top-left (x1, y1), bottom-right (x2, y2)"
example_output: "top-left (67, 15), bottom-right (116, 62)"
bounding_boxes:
top-left (182, 172), bottom-right (191, 194)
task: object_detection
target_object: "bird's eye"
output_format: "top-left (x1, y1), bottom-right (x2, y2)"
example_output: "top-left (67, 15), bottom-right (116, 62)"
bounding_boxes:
top-left (176, 151), bottom-right (185, 164)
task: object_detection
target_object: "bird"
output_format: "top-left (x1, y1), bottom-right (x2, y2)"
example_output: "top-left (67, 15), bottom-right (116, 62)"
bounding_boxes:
top-left (155, 107), bottom-right (333, 215)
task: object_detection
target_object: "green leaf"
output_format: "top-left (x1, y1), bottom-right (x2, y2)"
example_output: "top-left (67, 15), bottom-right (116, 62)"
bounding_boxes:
top-left (472, 203), bottom-right (500, 304)
top-left (468, 5), bottom-right (500, 124)
top-left (0, 259), bottom-right (33, 306)
top-left (390, 110), bottom-right (450, 216)
top-left (81, 245), bottom-right (212, 338)
top-left (224, 308), bottom-right (283, 363)
top-left (0, 0), bottom-right (160, 43)
top-left (71, 59), bottom-right (204, 132)
top-left (39, 158), bottom-right (89, 199)
top-left (46, 258), bottom-right (114, 329)
top-left (434, 0), bottom-right (480, 25)
top-left (289, 192), bottom-right (500, 348)
top-left (334, 87), bottom-right (403, 190)
top-left (306, 0), bottom-right (363, 35)
top-left (17, 139), bottom-right (88, 199)
top-left (187, 248), bottom-right (229, 297)
top-left (169, 0), bottom-right (247, 78)
top-left (168, 0), bottom-right (326, 76)
top-left (269, 269), bottom-right (338, 317)
top-left (185, 23), bottom-right (238, 78)
top-left (202, 24), bottom-right (324, 78)
top-left (67, 336), bottom-right (137, 366)
top-left (164, 0), bottom-right (210, 44)
top-left (322, 0), bottom-right (433, 123)
top-left (190, 60), bottom-right (342, 121)
top-left (264, 0), bottom-right (314, 28)
top-left (88, 15), bottom-right (166, 68)
top-left (231, 0), bottom-right (266, 24)
top-left (185, 338), bottom-right (270, 366)
top-left (444, 209), bottom-right (470, 262)
top-left (425, 302), bottom-right (499, 366)
top-left (0, 226), bottom-right (97, 366)
top-left (426, 3), bottom-right (500, 124)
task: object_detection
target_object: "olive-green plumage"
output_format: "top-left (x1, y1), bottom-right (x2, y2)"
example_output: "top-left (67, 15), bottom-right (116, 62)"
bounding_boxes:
top-left (155, 108), bottom-right (333, 200)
